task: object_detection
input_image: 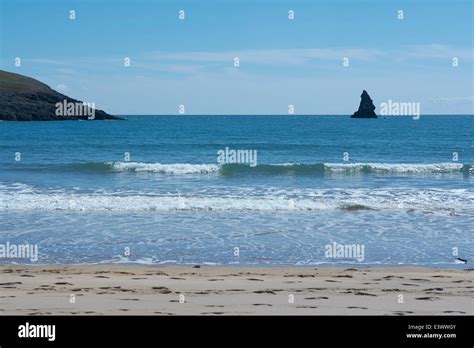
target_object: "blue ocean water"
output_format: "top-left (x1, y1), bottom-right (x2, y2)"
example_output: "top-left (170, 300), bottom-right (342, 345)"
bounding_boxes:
top-left (0, 115), bottom-right (473, 266)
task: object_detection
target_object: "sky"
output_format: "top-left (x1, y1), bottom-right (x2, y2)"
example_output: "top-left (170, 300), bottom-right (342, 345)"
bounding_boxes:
top-left (1, 0), bottom-right (473, 114)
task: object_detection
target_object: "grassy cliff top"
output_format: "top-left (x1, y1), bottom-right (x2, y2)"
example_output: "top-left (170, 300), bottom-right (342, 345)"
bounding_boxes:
top-left (0, 70), bottom-right (54, 93)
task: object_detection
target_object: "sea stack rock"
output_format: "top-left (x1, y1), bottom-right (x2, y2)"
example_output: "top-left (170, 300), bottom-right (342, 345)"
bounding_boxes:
top-left (0, 70), bottom-right (123, 121)
top-left (351, 90), bottom-right (377, 118)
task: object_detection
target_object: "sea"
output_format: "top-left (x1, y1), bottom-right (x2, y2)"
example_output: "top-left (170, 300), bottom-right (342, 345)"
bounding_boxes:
top-left (0, 115), bottom-right (472, 267)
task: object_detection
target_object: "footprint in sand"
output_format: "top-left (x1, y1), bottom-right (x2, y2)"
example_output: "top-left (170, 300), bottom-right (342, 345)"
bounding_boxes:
top-left (119, 288), bottom-right (137, 293)
top-left (409, 278), bottom-right (430, 282)
top-left (415, 296), bottom-right (439, 301)
top-left (383, 275), bottom-right (404, 280)
top-left (393, 311), bottom-right (414, 315)
top-left (152, 287), bottom-right (172, 294)
top-left (200, 312), bottom-right (224, 315)
top-left (0, 282), bottom-right (22, 286)
top-left (354, 291), bottom-right (377, 297)
top-left (305, 296), bottom-right (329, 300)
top-left (254, 290), bottom-right (276, 295)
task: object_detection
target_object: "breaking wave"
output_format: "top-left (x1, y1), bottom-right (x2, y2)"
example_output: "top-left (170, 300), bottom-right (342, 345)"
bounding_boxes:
top-left (5, 162), bottom-right (472, 176)
top-left (1, 184), bottom-right (472, 215)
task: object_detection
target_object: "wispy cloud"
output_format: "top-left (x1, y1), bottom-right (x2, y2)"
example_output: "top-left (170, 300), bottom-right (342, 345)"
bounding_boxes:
top-left (142, 45), bottom-right (473, 66)
top-left (55, 83), bottom-right (68, 92)
top-left (26, 44), bottom-right (473, 75)
top-left (428, 96), bottom-right (474, 103)
top-left (145, 47), bottom-right (386, 65)
top-left (56, 68), bottom-right (81, 76)
top-left (27, 58), bottom-right (70, 66)
top-left (402, 44), bottom-right (474, 61)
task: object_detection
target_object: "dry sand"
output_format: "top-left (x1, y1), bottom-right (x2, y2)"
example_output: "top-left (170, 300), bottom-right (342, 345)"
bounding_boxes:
top-left (0, 265), bottom-right (472, 315)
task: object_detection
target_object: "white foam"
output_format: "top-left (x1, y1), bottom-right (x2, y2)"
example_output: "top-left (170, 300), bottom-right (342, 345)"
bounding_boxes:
top-left (324, 162), bottom-right (465, 173)
top-left (106, 162), bottom-right (470, 175)
top-left (110, 162), bottom-right (219, 174)
top-left (1, 187), bottom-right (472, 215)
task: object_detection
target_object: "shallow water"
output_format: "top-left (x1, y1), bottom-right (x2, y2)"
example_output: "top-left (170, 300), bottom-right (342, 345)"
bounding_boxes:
top-left (0, 115), bottom-right (472, 266)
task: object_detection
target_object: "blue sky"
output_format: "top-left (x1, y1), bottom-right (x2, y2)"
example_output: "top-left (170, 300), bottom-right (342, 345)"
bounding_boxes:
top-left (1, 0), bottom-right (473, 114)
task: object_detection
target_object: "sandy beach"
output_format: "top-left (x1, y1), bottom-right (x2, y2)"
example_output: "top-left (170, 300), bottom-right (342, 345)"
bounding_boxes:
top-left (0, 265), bottom-right (472, 315)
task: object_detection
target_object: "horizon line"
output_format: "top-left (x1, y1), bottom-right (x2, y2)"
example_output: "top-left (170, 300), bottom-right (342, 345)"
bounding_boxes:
top-left (115, 114), bottom-right (474, 116)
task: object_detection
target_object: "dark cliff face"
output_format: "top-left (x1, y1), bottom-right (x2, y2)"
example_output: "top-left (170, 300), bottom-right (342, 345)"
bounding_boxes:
top-left (0, 70), bottom-right (123, 121)
top-left (351, 90), bottom-right (377, 118)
